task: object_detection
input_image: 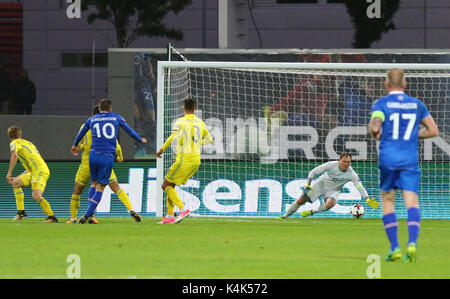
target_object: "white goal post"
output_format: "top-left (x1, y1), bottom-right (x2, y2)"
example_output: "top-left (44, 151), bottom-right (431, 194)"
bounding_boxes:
top-left (156, 61), bottom-right (450, 219)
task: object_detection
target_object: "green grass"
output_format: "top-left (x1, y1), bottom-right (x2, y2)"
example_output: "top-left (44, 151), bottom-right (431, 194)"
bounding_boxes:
top-left (0, 217), bottom-right (449, 279)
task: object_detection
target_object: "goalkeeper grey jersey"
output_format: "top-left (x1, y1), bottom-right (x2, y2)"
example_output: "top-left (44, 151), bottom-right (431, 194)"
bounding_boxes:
top-left (308, 161), bottom-right (369, 198)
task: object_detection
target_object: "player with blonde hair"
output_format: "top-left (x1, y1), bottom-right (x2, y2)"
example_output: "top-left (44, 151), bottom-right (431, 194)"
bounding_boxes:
top-left (369, 68), bottom-right (439, 262)
top-left (6, 126), bottom-right (58, 222)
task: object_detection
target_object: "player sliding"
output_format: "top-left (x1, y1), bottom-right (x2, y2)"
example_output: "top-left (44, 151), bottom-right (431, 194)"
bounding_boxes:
top-left (71, 99), bottom-right (147, 224)
top-left (281, 153), bottom-right (379, 219)
top-left (67, 105), bottom-right (142, 224)
top-left (156, 98), bottom-right (213, 224)
top-left (369, 68), bottom-right (439, 262)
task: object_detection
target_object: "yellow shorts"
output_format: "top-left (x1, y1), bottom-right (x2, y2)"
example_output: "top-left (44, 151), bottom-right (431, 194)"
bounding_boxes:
top-left (18, 170), bottom-right (50, 192)
top-left (75, 163), bottom-right (118, 186)
top-left (166, 155), bottom-right (201, 186)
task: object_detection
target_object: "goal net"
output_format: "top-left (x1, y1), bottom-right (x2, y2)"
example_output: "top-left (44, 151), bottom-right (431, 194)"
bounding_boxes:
top-left (156, 61), bottom-right (450, 219)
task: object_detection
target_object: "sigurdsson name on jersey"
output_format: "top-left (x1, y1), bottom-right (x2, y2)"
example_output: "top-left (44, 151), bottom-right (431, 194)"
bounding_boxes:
top-left (386, 102), bottom-right (418, 109)
top-left (92, 117), bottom-right (117, 122)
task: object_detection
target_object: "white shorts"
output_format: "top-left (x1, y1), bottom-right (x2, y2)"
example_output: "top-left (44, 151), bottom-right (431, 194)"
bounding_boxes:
top-left (308, 180), bottom-right (339, 203)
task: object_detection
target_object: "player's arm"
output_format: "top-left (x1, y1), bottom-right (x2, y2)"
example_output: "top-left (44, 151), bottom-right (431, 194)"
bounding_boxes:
top-left (368, 114), bottom-right (383, 141)
top-left (156, 120), bottom-right (180, 158)
top-left (119, 117), bottom-right (147, 144)
top-left (368, 100), bottom-right (384, 140)
top-left (6, 149), bottom-right (18, 183)
top-left (303, 162), bottom-right (333, 195)
top-left (77, 133), bottom-right (87, 151)
top-left (156, 131), bottom-right (177, 158)
top-left (75, 124), bottom-right (88, 151)
top-left (351, 175), bottom-right (378, 209)
top-left (419, 115), bottom-right (439, 139)
top-left (201, 122), bottom-right (213, 145)
top-left (115, 141), bottom-right (124, 162)
top-left (72, 120), bottom-right (91, 155)
top-left (306, 162), bottom-right (333, 185)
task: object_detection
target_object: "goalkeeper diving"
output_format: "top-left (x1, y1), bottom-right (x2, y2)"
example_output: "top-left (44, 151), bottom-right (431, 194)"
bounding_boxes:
top-left (281, 153), bottom-right (379, 218)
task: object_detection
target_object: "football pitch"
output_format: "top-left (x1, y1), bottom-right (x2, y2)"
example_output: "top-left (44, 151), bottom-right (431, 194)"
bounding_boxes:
top-left (0, 217), bottom-right (449, 279)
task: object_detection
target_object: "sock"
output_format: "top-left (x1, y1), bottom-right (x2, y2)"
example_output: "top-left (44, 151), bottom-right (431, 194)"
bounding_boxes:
top-left (382, 213), bottom-right (399, 251)
top-left (164, 186), bottom-right (184, 210)
top-left (14, 188), bottom-right (25, 211)
top-left (88, 186), bottom-right (96, 200)
top-left (284, 201), bottom-right (300, 218)
top-left (39, 198), bottom-right (54, 217)
top-left (70, 194), bottom-right (81, 219)
top-left (407, 207), bottom-right (421, 246)
top-left (166, 197), bottom-right (175, 217)
top-left (85, 191), bottom-right (102, 218)
top-left (116, 189), bottom-right (132, 211)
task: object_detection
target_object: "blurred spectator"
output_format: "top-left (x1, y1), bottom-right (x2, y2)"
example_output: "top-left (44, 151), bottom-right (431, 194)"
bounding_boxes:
top-left (265, 54), bottom-right (333, 129)
top-left (0, 65), bottom-right (12, 114)
top-left (338, 78), bottom-right (374, 126)
top-left (264, 53), bottom-right (369, 158)
top-left (134, 53), bottom-right (156, 157)
top-left (11, 70), bottom-right (36, 115)
top-left (266, 53), bottom-right (369, 125)
top-left (263, 53), bottom-right (335, 158)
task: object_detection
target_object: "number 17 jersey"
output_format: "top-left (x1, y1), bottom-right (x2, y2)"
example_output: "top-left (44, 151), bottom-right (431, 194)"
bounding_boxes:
top-left (371, 91), bottom-right (430, 169)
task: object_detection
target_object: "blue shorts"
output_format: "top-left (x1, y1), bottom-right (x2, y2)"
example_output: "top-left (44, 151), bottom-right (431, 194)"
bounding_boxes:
top-left (379, 165), bottom-right (420, 194)
top-left (89, 152), bottom-right (114, 185)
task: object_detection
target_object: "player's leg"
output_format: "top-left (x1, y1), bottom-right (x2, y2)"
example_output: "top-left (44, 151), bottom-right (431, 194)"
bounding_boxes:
top-left (108, 171), bottom-right (133, 210)
top-left (382, 190), bottom-right (402, 261)
top-left (68, 165), bottom-right (90, 223)
top-left (163, 158), bottom-right (199, 223)
top-left (172, 161), bottom-right (201, 223)
top-left (282, 181), bottom-right (319, 218)
top-left (109, 177), bottom-right (142, 222)
top-left (161, 179), bottom-right (186, 222)
top-left (78, 181), bottom-right (97, 224)
top-left (32, 188), bottom-right (58, 223)
top-left (31, 171), bottom-right (57, 222)
top-left (67, 182), bottom-right (85, 223)
top-left (283, 182), bottom-right (322, 218)
top-left (80, 181), bottom-right (107, 224)
top-left (80, 153), bottom-right (113, 224)
top-left (403, 190), bottom-right (419, 262)
top-left (11, 174), bottom-right (28, 221)
top-left (399, 168), bottom-right (421, 262)
top-left (281, 193), bottom-right (310, 218)
top-left (306, 196), bottom-right (337, 216)
top-left (86, 182), bottom-right (99, 223)
top-left (158, 192), bottom-right (175, 224)
top-left (79, 155), bottom-right (110, 224)
top-left (379, 166), bottom-right (402, 261)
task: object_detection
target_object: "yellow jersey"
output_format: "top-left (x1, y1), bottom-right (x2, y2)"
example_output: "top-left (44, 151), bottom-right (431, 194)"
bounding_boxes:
top-left (10, 139), bottom-right (49, 173)
top-left (77, 125), bottom-right (123, 165)
top-left (161, 114), bottom-right (213, 157)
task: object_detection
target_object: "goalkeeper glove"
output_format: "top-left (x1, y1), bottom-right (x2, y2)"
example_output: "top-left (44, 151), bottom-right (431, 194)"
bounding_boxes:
top-left (365, 197), bottom-right (379, 210)
top-left (303, 184), bottom-right (312, 196)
